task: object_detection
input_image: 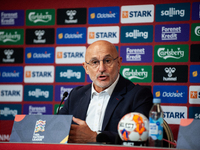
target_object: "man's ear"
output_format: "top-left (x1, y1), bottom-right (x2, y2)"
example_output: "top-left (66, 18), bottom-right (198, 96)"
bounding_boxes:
top-left (83, 62), bottom-right (89, 74)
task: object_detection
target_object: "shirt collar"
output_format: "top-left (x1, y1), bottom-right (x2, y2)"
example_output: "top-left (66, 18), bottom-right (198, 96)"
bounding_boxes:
top-left (91, 74), bottom-right (120, 98)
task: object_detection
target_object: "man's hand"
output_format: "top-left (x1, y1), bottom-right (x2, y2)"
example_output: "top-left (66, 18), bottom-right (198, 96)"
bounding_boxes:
top-left (68, 117), bottom-right (97, 143)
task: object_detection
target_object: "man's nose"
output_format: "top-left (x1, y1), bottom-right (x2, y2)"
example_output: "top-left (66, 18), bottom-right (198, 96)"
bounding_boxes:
top-left (98, 60), bottom-right (106, 72)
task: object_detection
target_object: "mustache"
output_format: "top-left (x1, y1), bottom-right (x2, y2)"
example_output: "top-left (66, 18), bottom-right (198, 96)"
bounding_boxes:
top-left (96, 72), bottom-right (109, 78)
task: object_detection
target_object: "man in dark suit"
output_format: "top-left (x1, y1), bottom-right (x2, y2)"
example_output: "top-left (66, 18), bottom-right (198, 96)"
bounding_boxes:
top-left (59, 40), bottom-right (153, 143)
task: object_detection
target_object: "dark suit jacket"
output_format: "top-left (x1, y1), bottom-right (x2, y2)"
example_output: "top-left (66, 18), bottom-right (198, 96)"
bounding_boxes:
top-left (59, 75), bottom-right (153, 143)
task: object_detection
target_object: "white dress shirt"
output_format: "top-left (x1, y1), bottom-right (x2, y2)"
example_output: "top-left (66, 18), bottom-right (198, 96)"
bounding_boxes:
top-left (85, 74), bottom-right (119, 132)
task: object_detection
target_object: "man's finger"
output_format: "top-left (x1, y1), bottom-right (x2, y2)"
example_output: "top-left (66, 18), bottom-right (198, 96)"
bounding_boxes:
top-left (72, 117), bottom-right (86, 125)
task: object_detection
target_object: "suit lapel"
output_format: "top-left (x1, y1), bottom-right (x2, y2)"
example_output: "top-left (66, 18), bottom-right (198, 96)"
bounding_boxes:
top-left (102, 75), bottom-right (127, 131)
top-left (75, 87), bottom-right (91, 121)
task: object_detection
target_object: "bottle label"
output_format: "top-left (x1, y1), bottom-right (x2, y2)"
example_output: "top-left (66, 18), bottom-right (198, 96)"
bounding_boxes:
top-left (149, 117), bottom-right (163, 140)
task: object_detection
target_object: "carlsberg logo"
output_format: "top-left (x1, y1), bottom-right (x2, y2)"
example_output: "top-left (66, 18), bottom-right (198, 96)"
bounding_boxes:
top-left (29, 12), bottom-right (52, 23)
top-left (122, 68), bottom-right (148, 80)
top-left (0, 31), bottom-right (20, 43)
top-left (157, 47), bottom-right (184, 59)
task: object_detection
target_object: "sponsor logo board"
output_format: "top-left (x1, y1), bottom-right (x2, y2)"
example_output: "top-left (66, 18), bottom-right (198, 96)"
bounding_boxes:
top-left (190, 65), bottom-right (200, 83)
top-left (120, 66), bottom-right (152, 83)
top-left (26, 28), bottom-right (54, 44)
top-left (0, 10), bottom-right (24, 26)
top-left (24, 66), bottom-right (54, 83)
top-left (192, 2), bottom-right (200, 20)
top-left (155, 24), bottom-right (189, 42)
top-left (87, 26), bottom-right (119, 44)
top-left (57, 27), bottom-right (86, 44)
top-left (24, 85), bottom-right (53, 101)
top-left (55, 85), bottom-right (81, 101)
top-left (190, 44), bottom-right (200, 62)
top-left (0, 29), bottom-right (24, 45)
top-left (121, 25), bottom-right (153, 43)
top-left (191, 23), bottom-right (200, 41)
top-left (0, 66), bottom-right (23, 82)
top-left (23, 104), bottom-right (53, 115)
top-left (0, 85), bottom-right (23, 102)
top-left (156, 3), bottom-right (190, 22)
top-left (0, 104), bottom-right (21, 120)
top-left (154, 65), bottom-right (188, 82)
top-left (25, 47), bottom-right (54, 64)
top-left (120, 45), bottom-right (152, 63)
top-left (161, 106), bottom-right (187, 124)
top-left (121, 5), bottom-right (154, 23)
top-left (89, 6), bottom-right (119, 24)
top-left (0, 48), bottom-right (23, 64)
top-left (189, 107), bottom-right (200, 119)
top-left (189, 86), bottom-right (200, 104)
top-left (154, 44), bottom-right (188, 62)
top-left (55, 46), bottom-right (86, 64)
top-left (26, 9), bottom-right (55, 26)
top-left (55, 66), bottom-right (85, 82)
top-left (153, 85), bottom-right (187, 103)
top-left (57, 8), bottom-right (86, 25)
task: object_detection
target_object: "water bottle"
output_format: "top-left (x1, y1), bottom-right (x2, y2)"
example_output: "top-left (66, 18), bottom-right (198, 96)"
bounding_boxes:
top-left (148, 98), bottom-right (163, 147)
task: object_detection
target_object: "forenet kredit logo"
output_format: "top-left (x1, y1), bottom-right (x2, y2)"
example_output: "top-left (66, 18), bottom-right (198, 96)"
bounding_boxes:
top-left (121, 5), bottom-right (154, 23)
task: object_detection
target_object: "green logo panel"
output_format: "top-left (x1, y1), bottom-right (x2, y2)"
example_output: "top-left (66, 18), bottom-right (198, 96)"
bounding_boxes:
top-left (154, 45), bottom-right (189, 62)
top-left (26, 9), bottom-right (55, 26)
top-left (54, 104), bottom-right (64, 114)
top-left (191, 23), bottom-right (200, 41)
top-left (120, 66), bottom-right (152, 83)
top-left (0, 29), bottom-right (24, 45)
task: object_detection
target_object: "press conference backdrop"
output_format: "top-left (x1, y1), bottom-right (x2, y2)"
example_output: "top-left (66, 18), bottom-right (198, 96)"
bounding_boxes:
top-left (0, 0), bottom-right (200, 142)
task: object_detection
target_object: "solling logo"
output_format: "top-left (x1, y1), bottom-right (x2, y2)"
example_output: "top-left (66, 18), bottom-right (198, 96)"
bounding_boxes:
top-left (189, 107), bottom-right (200, 119)
top-left (55, 46), bottom-right (86, 64)
top-left (190, 65), bottom-right (200, 83)
top-left (121, 4), bottom-right (154, 23)
top-left (154, 45), bottom-right (188, 62)
top-left (24, 66), bottom-right (54, 83)
top-left (89, 6), bottom-right (119, 24)
top-left (24, 85), bottom-right (53, 101)
top-left (25, 47), bottom-right (54, 64)
top-left (0, 10), bottom-right (24, 26)
top-left (57, 27), bottom-right (86, 44)
top-left (156, 3), bottom-right (190, 22)
top-left (190, 85), bottom-right (200, 109)
top-left (0, 104), bottom-right (21, 120)
top-left (0, 29), bottom-right (24, 45)
top-left (121, 26), bottom-right (153, 43)
top-left (87, 26), bottom-right (119, 44)
top-left (120, 66), bottom-right (152, 83)
top-left (153, 85), bottom-right (187, 104)
top-left (161, 106), bottom-right (187, 124)
top-left (26, 9), bottom-right (55, 26)
top-left (155, 24), bottom-right (189, 42)
top-left (120, 45), bottom-right (152, 63)
top-left (0, 85), bottom-right (23, 102)
top-left (56, 66), bottom-right (85, 82)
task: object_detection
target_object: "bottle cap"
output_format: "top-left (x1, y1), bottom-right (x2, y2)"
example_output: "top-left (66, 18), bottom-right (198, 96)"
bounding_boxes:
top-left (153, 98), bottom-right (161, 103)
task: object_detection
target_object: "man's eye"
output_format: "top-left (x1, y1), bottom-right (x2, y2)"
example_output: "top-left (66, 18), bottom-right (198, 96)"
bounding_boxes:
top-left (104, 59), bottom-right (111, 63)
top-left (92, 60), bottom-right (99, 65)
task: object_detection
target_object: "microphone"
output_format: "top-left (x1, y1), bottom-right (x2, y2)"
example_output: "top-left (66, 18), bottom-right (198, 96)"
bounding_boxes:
top-left (56, 91), bottom-right (68, 114)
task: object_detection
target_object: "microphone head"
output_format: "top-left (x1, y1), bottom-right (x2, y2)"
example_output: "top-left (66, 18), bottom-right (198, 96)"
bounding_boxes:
top-left (63, 91), bottom-right (68, 98)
